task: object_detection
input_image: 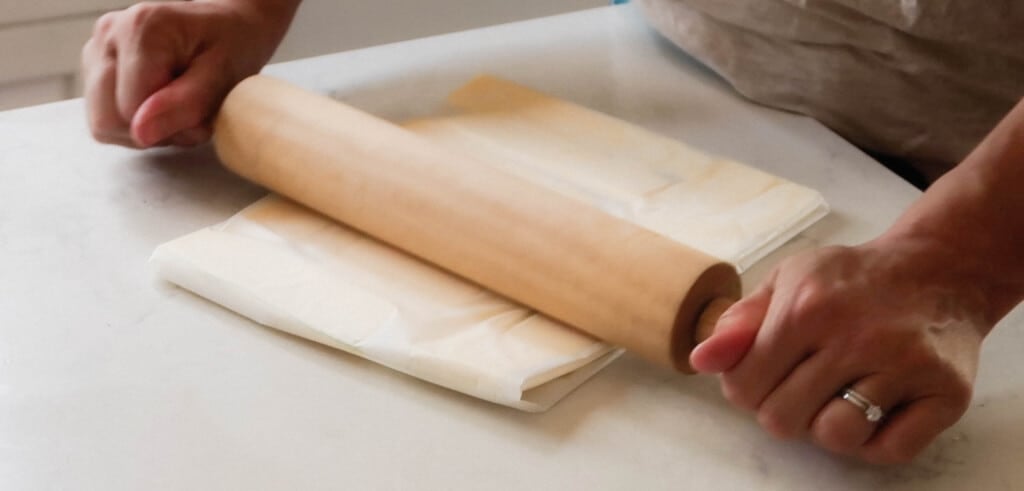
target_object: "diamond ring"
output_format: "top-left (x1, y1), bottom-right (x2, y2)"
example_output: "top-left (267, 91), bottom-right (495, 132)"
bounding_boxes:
top-left (841, 388), bottom-right (885, 422)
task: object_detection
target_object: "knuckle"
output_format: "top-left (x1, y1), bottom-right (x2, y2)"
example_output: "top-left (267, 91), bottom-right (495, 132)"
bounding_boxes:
top-left (88, 14), bottom-right (121, 59)
top-left (124, 2), bottom-right (173, 40)
top-left (791, 279), bottom-right (831, 318)
top-left (125, 2), bottom-right (159, 21)
top-left (93, 12), bottom-right (118, 36)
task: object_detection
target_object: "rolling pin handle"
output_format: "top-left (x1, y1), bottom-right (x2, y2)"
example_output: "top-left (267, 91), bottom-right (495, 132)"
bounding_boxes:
top-left (694, 297), bottom-right (736, 345)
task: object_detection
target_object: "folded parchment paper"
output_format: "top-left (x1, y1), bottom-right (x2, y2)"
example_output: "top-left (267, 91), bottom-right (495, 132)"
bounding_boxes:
top-left (152, 76), bottom-right (828, 411)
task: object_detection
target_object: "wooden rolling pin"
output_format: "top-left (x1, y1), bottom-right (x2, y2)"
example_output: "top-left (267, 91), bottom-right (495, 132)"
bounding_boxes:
top-left (213, 75), bottom-right (740, 372)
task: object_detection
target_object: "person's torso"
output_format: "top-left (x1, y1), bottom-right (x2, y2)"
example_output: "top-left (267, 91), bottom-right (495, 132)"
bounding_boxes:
top-left (639, 0), bottom-right (1024, 180)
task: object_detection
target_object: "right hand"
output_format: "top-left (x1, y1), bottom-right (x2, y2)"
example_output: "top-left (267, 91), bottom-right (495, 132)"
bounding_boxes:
top-left (81, 0), bottom-right (298, 148)
top-left (692, 242), bottom-right (986, 464)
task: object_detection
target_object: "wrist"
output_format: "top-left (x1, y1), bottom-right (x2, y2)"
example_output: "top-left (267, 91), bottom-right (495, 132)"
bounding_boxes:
top-left (876, 99), bottom-right (1024, 331)
top-left (868, 229), bottom-right (1015, 334)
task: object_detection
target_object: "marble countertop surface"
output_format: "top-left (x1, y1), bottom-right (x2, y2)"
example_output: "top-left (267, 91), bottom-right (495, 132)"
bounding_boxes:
top-left (1, 5), bottom-right (1021, 490)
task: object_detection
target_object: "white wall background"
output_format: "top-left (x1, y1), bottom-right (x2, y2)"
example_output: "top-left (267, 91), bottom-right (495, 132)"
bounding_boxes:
top-left (0, 0), bottom-right (603, 111)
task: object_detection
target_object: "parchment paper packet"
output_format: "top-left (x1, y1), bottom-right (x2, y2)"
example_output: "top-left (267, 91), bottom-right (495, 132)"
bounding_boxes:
top-left (152, 76), bottom-right (827, 411)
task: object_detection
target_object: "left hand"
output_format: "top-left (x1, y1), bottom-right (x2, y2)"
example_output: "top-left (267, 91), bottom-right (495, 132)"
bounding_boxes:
top-left (80, 0), bottom-right (298, 148)
top-left (691, 236), bottom-right (989, 464)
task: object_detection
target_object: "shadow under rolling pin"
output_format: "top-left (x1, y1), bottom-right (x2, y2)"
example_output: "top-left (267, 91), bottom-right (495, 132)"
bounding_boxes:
top-left (213, 75), bottom-right (742, 373)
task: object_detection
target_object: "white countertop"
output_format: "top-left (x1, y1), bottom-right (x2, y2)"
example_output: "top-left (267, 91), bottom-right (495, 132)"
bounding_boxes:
top-left (1, 5), bottom-right (1021, 490)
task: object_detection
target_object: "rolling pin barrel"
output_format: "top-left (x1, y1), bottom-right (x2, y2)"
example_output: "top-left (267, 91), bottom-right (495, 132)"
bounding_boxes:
top-left (213, 75), bottom-right (741, 372)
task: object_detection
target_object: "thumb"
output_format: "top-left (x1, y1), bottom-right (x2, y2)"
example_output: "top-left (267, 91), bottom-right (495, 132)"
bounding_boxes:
top-left (690, 277), bottom-right (774, 373)
top-left (130, 52), bottom-right (230, 147)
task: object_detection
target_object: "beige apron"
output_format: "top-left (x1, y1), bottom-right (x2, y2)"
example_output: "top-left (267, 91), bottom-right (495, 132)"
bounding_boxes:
top-left (639, 0), bottom-right (1024, 180)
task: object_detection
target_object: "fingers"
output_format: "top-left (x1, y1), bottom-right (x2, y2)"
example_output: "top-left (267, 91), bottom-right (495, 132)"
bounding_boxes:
top-left (754, 349), bottom-right (859, 439)
top-left (705, 243), bottom-right (983, 464)
top-left (858, 397), bottom-right (962, 464)
top-left (717, 291), bottom-right (813, 412)
top-left (115, 32), bottom-right (176, 125)
top-left (810, 375), bottom-right (905, 456)
top-left (755, 353), bottom-right (963, 464)
top-left (81, 0), bottom-right (286, 148)
top-left (82, 12), bottom-right (136, 146)
top-left (82, 36), bottom-right (136, 147)
top-left (130, 51), bottom-right (226, 147)
top-left (759, 367), bottom-right (964, 464)
top-left (82, 9), bottom-right (158, 147)
top-left (82, 3), bottom-right (217, 148)
top-left (690, 273), bottom-right (775, 373)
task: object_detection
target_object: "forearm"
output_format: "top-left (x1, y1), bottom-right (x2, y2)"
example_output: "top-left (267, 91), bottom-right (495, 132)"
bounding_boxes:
top-left (880, 98), bottom-right (1024, 328)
